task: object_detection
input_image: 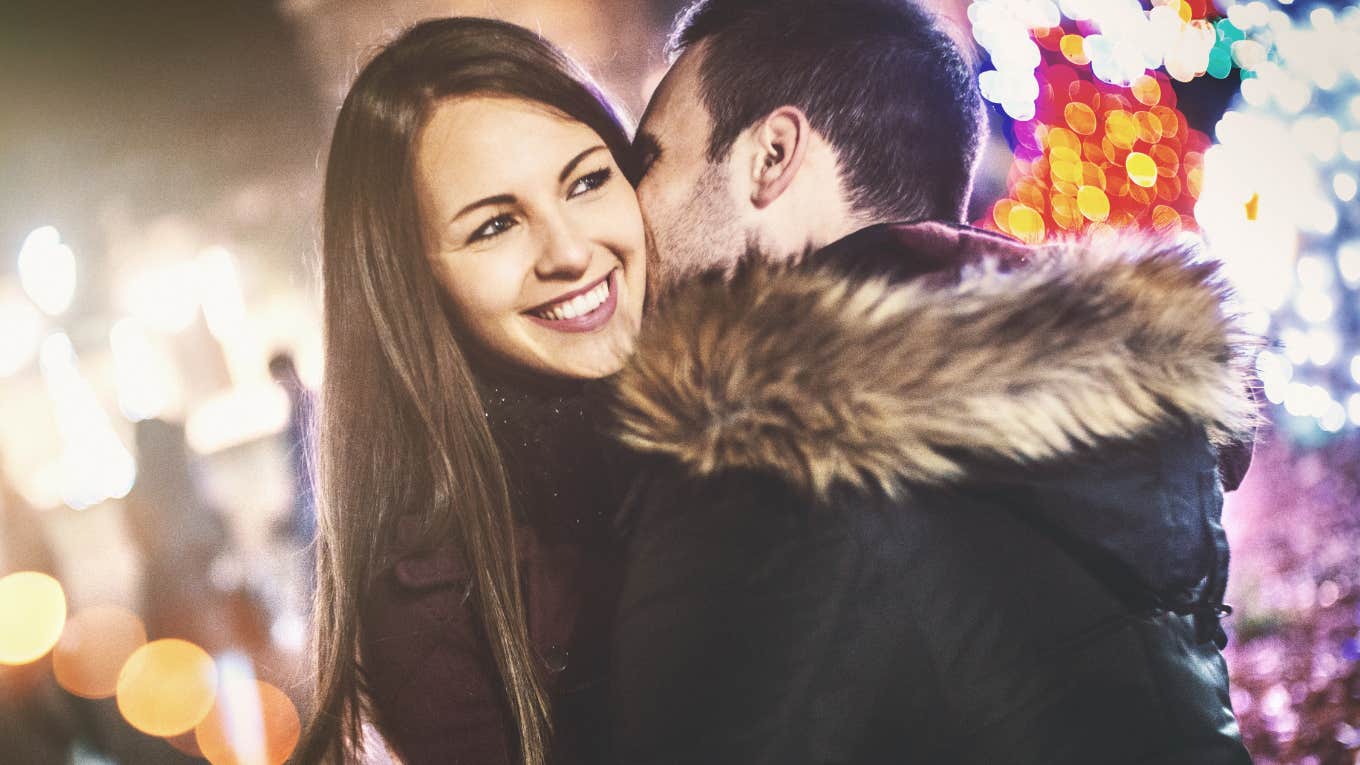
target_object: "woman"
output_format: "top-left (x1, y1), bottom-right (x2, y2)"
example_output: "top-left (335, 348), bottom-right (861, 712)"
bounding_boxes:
top-left (297, 18), bottom-right (647, 765)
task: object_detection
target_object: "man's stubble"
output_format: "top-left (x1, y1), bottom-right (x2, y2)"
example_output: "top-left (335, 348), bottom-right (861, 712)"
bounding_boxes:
top-left (645, 160), bottom-right (750, 305)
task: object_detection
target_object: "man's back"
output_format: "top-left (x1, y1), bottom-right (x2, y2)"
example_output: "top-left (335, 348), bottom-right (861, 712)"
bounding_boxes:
top-left (607, 225), bottom-right (1256, 764)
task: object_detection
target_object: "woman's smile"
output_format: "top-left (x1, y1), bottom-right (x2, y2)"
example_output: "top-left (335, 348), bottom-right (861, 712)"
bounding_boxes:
top-left (524, 268), bottom-right (619, 332)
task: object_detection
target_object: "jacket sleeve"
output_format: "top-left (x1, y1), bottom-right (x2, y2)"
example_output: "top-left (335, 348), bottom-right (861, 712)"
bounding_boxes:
top-left (609, 467), bottom-right (874, 765)
top-left (361, 558), bottom-right (518, 765)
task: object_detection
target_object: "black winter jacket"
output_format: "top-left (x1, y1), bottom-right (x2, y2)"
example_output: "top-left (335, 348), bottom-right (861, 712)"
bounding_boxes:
top-left (606, 222), bottom-right (1258, 765)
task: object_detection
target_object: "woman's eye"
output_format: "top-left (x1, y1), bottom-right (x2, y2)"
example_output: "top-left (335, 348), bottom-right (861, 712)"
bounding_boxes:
top-left (468, 214), bottom-right (516, 244)
top-left (567, 167), bottom-right (612, 199)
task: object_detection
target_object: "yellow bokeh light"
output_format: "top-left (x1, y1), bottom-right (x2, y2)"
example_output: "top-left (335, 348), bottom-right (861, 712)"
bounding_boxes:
top-left (1060, 34), bottom-right (1089, 65)
top-left (1064, 102), bottom-right (1097, 136)
top-left (0, 571), bottom-right (66, 666)
top-left (1131, 75), bottom-right (1162, 107)
top-left (1126, 152), bottom-right (1158, 188)
top-left (1051, 158), bottom-right (1083, 185)
top-left (992, 199), bottom-right (1017, 234)
top-left (1105, 110), bottom-right (1138, 149)
top-left (54, 605), bottom-right (147, 699)
top-left (1051, 194), bottom-right (1082, 230)
top-left (117, 639), bottom-right (218, 737)
top-left (196, 681), bottom-right (301, 765)
top-left (1045, 126), bottom-right (1081, 153)
top-left (1134, 111), bottom-right (1164, 143)
top-left (1077, 186), bottom-right (1111, 222)
top-left (1008, 204), bottom-right (1046, 244)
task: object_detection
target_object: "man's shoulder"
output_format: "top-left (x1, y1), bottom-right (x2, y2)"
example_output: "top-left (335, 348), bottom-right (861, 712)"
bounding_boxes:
top-left (608, 231), bottom-right (1259, 505)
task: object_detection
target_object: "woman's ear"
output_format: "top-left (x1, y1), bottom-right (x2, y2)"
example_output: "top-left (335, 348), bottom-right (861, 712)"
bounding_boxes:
top-left (747, 106), bottom-right (811, 209)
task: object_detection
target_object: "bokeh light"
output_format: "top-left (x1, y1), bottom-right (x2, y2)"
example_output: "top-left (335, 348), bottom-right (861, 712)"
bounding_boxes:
top-left (986, 66), bottom-right (1210, 241)
top-left (195, 676), bottom-right (301, 765)
top-left (52, 605), bottom-right (148, 699)
top-left (39, 332), bottom-right (138, 509)
top-left (0, 281), bottom-right (45, 378)
top-left (970, 0), bottom-right (1278, 121)
top-left (17, 225), bottom-right (77, 317)
top-left (116, 639), bottom-right (219, 737)
top-left (1197, 1), bottom-right (1360, 436)
top-left (0, 571), bottom-right (67, 665)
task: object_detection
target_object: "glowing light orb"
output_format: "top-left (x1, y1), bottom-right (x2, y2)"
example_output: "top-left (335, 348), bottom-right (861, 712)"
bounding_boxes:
top-left (1131, 75), bottom-right (1162, 106)
top-left (1077, 185), bottom-right (1112, 221)
top-left (195, 681), bottom-right (301, 765)
top-left (17, 226), bottom-right (77, 317)
top-left (0, 571), bottom-right (66, 665)
top-left (53, 605), bottom-right (147, 698)
top-left (1064, 101), bottom-right (1098, 134)
top-left (1007, 203), bottom-right (1047, 244)
top-left (116, 639), bottom-right (218, 736)
top-left (1126, 152), bottom-right (1159, 187)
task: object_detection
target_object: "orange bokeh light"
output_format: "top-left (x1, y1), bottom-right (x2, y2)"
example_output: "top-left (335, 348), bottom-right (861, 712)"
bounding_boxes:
top-left (53, 605), bottom-right (148, 699)
top-left (195, 680), bottom-right (301, 765)
top-left (982, 60), bottom-right (1208, 243)
top-left (1060, 34), bottom-right (1088, 65)
top-left (117, 639), bottom-right (218, 737)
top-left (1131, 75), bottom-right (1162, 107)
top-left (0, 571), bottom-right (66, 666)
top-left (1064, 102), bottom-right (1098, 136)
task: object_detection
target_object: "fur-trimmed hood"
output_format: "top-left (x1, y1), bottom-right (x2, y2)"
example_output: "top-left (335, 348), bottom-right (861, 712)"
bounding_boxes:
top-left (609, 229), bottom-right (1260, 501)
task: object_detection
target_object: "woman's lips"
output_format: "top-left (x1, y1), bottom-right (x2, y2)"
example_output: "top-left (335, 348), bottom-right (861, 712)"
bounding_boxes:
top-left (523, 269), bottom-right (620, 334)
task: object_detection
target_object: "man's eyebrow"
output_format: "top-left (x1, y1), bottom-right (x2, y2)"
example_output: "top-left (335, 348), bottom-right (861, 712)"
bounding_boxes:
top-left (559, 145), bottom-right (608, 183)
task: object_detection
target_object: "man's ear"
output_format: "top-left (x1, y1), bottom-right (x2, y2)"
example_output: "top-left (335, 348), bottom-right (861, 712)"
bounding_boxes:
top-left (747, 106), bottom-right (810, 209)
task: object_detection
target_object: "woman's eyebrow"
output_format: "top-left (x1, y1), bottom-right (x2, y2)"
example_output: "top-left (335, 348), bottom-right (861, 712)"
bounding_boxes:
top-left (453, 194), bottom-right (516, 222)
top-left (448, 146), bottom-right (608, 225)
top-left (559, 145), bottom-right (608, 182)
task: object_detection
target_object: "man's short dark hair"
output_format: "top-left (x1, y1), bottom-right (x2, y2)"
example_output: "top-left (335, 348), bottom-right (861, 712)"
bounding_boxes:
top-left (671, 0), bottom-right (984, 223)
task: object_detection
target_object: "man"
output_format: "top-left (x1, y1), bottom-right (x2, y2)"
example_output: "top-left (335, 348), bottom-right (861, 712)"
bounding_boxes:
top-left (606, 0), bottom-right (1258, 762)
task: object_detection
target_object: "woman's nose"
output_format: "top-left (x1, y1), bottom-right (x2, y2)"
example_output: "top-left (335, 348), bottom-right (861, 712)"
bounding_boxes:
top-left (533, 215), bottom-right (592, 281)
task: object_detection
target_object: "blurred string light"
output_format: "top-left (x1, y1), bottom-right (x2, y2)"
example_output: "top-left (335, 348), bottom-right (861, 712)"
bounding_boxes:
top-left (116, 638), bottom-right (219, 737)
top-left (0, 280), bottom-right (44, 378)
top-left (39, 333), bottom-right (137, 509)
top-left (17, 225), bottom-right (77, 317)
top-left (1197, 2), bottom-right (1360, 436)
top-left (110, 317), bottom-right (182, 422)
top-left (0, 571), bottom-right (67, 665)
top-left (53, 605), bottom-right (148, 699)
top-left (197, 246), bottom-right (248, 343)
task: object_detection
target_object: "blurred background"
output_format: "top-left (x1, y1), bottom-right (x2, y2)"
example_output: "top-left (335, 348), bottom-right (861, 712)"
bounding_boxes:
top-left (0, 0), bottom-right (1358, 763)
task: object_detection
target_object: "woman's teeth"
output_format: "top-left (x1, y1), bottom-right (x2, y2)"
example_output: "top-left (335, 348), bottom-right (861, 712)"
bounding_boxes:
top-left (533, 276), bottom-right (610, 321)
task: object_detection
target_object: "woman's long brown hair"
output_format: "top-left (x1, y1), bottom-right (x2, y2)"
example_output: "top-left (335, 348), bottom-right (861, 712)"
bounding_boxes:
top-left (295, 18), bottom-right (636, 765)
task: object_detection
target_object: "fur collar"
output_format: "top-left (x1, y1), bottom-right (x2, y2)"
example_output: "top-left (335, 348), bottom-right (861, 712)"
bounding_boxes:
top-left (609, 233), bottom-right (1261, 500)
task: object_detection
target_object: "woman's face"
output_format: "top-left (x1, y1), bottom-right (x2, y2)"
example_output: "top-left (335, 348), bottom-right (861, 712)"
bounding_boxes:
top-left (415, 96), bottom-right (647, 379)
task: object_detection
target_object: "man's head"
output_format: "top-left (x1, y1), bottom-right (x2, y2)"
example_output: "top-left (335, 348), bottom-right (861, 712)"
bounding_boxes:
top-left (635, 0), bottom-right (985, 297)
